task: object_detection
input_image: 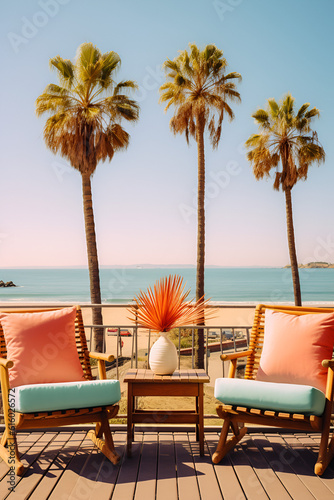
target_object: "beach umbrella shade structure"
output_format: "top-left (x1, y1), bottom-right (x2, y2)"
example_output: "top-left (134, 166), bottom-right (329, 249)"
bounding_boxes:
top-left (36, 43), bottom-right (139, 351)
top-left (159, 43), bottom-right (241, 368)
top-left (245, 93), bottom-right (325, 306)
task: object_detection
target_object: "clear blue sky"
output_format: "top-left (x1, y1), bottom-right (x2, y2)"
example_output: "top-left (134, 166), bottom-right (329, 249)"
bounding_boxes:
top-left (1, 0), bottom-right (333, 268)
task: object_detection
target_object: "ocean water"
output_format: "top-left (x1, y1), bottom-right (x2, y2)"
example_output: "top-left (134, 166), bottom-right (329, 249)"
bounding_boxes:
top-left (0, 267), bottom-right (333, 305)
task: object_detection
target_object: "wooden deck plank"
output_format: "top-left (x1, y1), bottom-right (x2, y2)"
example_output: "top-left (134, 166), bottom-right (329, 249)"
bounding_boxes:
top-left (156, 433), bottom-right (178, 500)
top-left (67, 448), bottom-right (105, 500)
top-left (47, 433), bottom-right (96, 500)
top-left (1, 432), bottom-right (53, 498)
top-left (205, 432), bottom-right (246, 500)
top-left (266, 433), bottom-right (327, 499)
top-left (243, 433), bottom-right (291, 500)
top-left (7, 432), bottom-right (69, 500)
top-left (252, 432), bottom-right (314, 500)
top-left (188, 433), bottom-right (223, 500)
top-left (86, 431), bottom-right (127, 500)
top-left (294, 433), bottom-right (334, 492)
top-left (134, 432), bottom-right (158, 500)
top-left (228, 440), bottom-right (270, 500)
top-left (174, 433), bottom-right (200, 500)
top-left (110, 437), bottom-right (142, 500)
top-left (28, 432), bottom-right (87, 500)
top-left (265, 433), bottom-right (320, 499)
top-left (280, 433), bottom-right (334, 499)
top-left (0, 433), bottom-right (36, 480)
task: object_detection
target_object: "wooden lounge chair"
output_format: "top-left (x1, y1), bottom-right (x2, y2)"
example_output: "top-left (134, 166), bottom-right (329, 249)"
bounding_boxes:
top-left (0, 306), bottom-right (120, 475)
top-left (213, 304), bottom-right (334, 475)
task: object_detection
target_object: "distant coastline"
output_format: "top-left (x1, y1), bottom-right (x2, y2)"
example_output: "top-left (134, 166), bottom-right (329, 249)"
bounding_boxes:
top-left (284, 262), bottom-right (334, 269)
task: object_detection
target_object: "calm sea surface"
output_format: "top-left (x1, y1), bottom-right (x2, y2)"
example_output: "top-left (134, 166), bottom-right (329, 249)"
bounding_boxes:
top-left (0, 267), bottom-right (333, 305)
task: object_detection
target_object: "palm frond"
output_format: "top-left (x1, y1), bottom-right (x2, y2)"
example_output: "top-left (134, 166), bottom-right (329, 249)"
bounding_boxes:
top-left (252, 109), bottom-right (270, 128)
top-left (295, 117), bottom-right (308, 132)
top-left (203, 44), bottom-right (217, 61)
top-left (305, 107), bottom-right (320, 119)
top-left (127, 275), bottom-right (212, 332)
top-left (298, 142), bottom-right (325, 163)
top-left (115, 99), bottom-right (140, 121)
top-left (283, 93), bottom-right (295, 115)
top-left (296, 103), bottom-right (310, 118)
top-left (245, 134), bottom-right (262, 148)
top-left (100, 51), bottom-right (121, 88)
top-left (163, 59), bottom-right (180, 73)
top-left (267, 98), bottom-right (279, 118)
top-left (35, 94), bottom-right (72, 115)
top-left (114, 80), bottom-right (138, 95)
top-left (75, 42), bottom-right (102, 83)
top-left (221, 71), bottom-right (242, 83)
top-left (49, 57), bottom-right (74, 88)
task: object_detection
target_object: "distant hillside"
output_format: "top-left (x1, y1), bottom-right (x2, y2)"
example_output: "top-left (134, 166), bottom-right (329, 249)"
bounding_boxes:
top-left (284, 262), bottom-right (334, 269)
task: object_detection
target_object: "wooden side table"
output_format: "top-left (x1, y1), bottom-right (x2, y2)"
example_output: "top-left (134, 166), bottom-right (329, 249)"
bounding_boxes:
top-left (124, 368), bottom-right (210, 456)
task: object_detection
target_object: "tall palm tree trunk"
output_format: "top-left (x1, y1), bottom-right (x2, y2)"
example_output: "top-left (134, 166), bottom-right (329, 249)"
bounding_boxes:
top-left (195, 121), bottom-right (205, 369)
top-left (284, 187), bottom-right (302, 306)
top-left (81, 172), bottom-right (104, 351)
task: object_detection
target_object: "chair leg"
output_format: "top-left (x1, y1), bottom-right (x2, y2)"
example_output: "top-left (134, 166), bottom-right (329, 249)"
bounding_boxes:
top-left (212, 415), bottom-right (248, 464)
top-left (88, 408), bottom-right (120, 465)
top-left (95, 422), bottom-right (103, 439)
top-left (0, 428), bottom-right (25, 476)
top-left (315, 428), bottom-right (334, 475)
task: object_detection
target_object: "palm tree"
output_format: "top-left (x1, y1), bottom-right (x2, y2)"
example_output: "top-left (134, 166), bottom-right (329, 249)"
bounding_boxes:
top-left (159, 43), bottom-right (241, 368)
top-left (245, 93), bottom-right (325, 306)
top-left (36, 43), bottom-right (139, 351)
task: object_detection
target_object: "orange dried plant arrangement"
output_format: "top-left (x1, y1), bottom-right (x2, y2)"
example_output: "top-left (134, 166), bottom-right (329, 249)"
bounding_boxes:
top-left (128, 274), bottom-right (210, 332)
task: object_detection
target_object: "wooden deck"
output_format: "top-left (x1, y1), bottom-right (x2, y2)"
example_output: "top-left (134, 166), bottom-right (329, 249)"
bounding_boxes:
top-left (1, 428), bottom-right (334, 499)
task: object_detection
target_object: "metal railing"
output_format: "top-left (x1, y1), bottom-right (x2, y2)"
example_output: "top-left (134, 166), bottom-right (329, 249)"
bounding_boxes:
top-left (0, 303), bottom-right (255, 377)
top-left (85, 322), bottom-right (252, 378)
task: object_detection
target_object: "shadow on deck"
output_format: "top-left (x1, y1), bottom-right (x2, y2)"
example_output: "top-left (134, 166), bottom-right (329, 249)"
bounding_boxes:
top-left (1, 427), bottom-right (334, 499)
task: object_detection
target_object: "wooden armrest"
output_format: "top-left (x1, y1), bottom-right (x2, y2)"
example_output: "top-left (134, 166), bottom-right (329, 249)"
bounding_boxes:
top-left (0, 357), bottom-right (14, 369)
top-left (89, 352), bottom-right (115, 363)
top-left (220, 349), bottom-right (253, 379)
top-left (322, 359), bottom-right (334, 369)
top-left (220, 349), bottom-right (253, 361)
top-left (89, 352), bottom-right (115, 380)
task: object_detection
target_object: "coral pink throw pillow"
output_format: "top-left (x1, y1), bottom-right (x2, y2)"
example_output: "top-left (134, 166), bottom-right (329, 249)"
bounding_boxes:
top-left (256, 309), bottom-right (334, 393)
top-left (0, 307), bottom-right (85, 388)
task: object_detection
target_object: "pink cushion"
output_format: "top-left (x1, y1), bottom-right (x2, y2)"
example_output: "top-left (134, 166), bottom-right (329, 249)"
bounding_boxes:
top-left (0, 307), bottom-right (85, 388)
top-left (256, 309), bottom-right (334, 393)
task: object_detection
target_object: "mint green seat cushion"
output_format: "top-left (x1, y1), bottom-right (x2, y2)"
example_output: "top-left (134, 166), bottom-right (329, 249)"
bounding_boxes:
top-left (13, 379), bottom-right (121, 413)
top-left (214, 378), bottom-right (326, 416)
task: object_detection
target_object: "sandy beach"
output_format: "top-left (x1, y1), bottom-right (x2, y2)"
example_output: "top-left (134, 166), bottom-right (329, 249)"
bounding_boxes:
top-left (80, 304), bottom-right (257, 329)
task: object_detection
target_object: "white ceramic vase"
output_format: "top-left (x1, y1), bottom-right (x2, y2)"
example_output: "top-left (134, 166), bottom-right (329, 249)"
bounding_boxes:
top-left (149, 332), bottom-right (178, 375)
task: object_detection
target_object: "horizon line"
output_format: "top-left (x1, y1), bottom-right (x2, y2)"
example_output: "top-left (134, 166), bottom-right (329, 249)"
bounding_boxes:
top-left (1, 264), bottom-right (292, 270)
